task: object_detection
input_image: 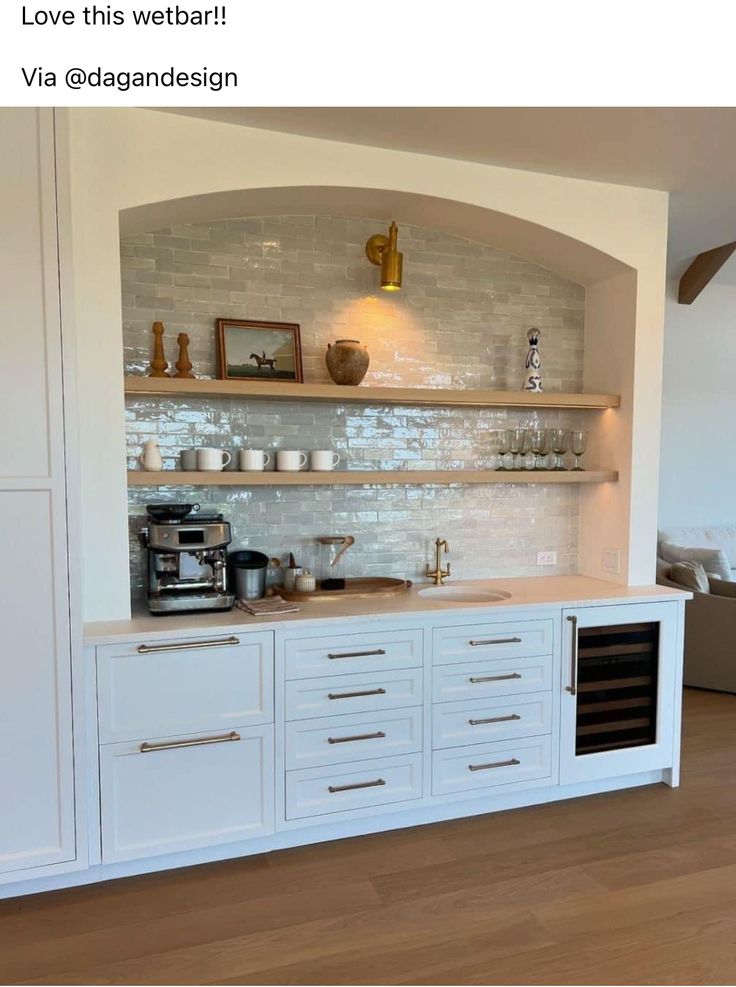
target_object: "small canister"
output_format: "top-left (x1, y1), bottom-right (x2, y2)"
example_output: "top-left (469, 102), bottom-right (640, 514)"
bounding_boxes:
top-left (295, 570), bottom-right (316, 593)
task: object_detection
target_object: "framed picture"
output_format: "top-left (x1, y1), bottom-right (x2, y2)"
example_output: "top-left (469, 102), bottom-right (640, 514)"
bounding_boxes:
top-left (216, 318), bottom-right (303, 382)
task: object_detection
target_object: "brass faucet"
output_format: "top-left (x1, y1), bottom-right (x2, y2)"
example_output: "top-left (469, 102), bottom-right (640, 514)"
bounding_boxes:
top-left (426, 538), bottom-right (450, 586)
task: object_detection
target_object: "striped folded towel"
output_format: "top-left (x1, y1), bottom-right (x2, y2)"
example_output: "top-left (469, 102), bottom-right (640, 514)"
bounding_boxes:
top-left (236, 595), bottom-right (300, 616)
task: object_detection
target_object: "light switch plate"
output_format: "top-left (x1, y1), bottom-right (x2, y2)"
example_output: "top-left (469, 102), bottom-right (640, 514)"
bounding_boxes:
top-left (602, 549), bottom-right (621, 574)
top-left (536, 551), bottom-right (557, 566)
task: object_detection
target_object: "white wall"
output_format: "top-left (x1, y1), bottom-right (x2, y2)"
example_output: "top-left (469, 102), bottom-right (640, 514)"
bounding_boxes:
top-left (659, 280), bottom-right (736, 528)
top-left (57, 108), bottom-right (669, 620)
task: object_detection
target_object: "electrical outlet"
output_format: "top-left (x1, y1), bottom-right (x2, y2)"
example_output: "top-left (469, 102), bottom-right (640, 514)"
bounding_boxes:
top-left (536, 551), bottom-right (557, 566)
top-left (602, 549), bottom-right (621, 574)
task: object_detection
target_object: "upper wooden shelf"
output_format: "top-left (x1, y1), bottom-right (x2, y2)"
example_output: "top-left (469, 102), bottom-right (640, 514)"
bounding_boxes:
top-left (123, 376), bottom-right (620, 411)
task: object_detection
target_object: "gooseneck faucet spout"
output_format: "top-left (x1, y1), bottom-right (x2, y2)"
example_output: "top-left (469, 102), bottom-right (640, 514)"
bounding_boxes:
top-left (426, 538), bottom-right (451, 586)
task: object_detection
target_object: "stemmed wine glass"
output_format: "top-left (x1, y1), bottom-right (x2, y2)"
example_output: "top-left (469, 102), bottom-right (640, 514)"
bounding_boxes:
top-left (570, 430), bottom-right (588, 471)
top-left (548, 428), bottom-right (570, 471)
top-left (528, 428), bottom-right (550, 471)
top-left (495, 430), bottom-right (512, 470)
top-left (508, 428), bottom-right (527, 470)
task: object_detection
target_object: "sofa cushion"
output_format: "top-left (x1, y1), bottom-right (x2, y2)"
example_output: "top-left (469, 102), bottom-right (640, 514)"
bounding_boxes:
top-left (659, 542), bottom-right (732, 581)
top-left (658, 527), bottom-right (736, 568)
top-left (668, 561), bottom-right (711, 593)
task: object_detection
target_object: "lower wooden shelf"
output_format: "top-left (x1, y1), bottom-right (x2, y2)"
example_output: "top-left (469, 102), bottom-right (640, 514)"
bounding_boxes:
top-left (127, 469), bottom-right (618, 487)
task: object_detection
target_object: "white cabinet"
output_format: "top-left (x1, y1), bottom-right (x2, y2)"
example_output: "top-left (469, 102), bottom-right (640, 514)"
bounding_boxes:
top-left (0, 109), bottom-right (79, 881)
top-left (559, 602), bottom-right (680, 784)
top-left (100, 725), bottom-right (273, 863)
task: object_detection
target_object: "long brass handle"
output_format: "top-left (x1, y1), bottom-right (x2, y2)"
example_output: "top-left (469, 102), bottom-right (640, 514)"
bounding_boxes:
top-left (468, 713), bottom-right (521, 726)
top-left (468, 757), bottom-right (521, 772)
top-left (327, 730), bottom-right (386, 745)
top-left (140, 731), bottom-right (241, 753)
top-left (328, 778), bottom-right (386, 794)
top-left (137, 636), bottom-right (240, 654)
top-left (565, 615), bottom-right (578, 696)
top-left (469, 672), bottom-right (522, 684)
top-left (328, 688), bottom-right (387, 700)
top-left (469, 637), bottom-right (522, 647)
top-left (327, 648), bottom-right (386, 660)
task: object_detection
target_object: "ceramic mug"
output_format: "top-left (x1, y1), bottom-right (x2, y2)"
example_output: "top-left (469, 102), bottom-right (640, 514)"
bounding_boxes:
top-left (196, 447), bottom-right (231, 472)
top-left (180, 448), bottom-right (198, 471)
top-left (276, 450), bottom-right (307, 472)
top-left (310, 450), bottom-right (341, 472)
top-left (240, 449), bottom-right (272, 472)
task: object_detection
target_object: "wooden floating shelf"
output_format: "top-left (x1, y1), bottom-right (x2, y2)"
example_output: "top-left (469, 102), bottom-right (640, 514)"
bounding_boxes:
top-left (124, 376), bottom-right (620, 411)
top-left (128, 469), bottom-right (618, 488)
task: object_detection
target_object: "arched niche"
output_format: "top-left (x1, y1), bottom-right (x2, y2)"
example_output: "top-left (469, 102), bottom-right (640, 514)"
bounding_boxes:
top-left (120, 186), bottom-right (633, 288)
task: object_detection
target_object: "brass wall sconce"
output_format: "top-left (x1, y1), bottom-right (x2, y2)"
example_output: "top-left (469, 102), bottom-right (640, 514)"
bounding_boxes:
top-left (365, 220), bottom-right (403, 291)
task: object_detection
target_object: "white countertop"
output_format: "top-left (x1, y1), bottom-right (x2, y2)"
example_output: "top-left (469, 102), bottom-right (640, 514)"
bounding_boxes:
top-left (83, 575), bottom-right (690, 645)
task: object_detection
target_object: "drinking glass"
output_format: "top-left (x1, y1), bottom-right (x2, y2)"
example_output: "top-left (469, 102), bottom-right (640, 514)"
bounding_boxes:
top-left (548, 428), bottom-right (570, 471)
top-left (528, 428), bottom-right (551, 471)
top-left (508, 427), bottom-right (528, 470)
top-left (495, 430), bottom-right (513, 470)
top-left (570, 430), bottom-right (588, 471)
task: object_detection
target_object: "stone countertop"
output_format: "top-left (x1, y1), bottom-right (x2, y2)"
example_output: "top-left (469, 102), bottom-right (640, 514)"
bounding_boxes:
top-left (83, 574), bottom-right (691, 645)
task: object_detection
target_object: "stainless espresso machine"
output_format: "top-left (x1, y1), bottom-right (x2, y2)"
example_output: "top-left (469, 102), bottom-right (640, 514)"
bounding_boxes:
top-left (140, 504), bottom-right (235, 614)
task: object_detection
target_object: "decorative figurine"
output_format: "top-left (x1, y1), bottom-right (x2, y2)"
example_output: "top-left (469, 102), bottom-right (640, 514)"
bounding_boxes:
top-left (523, 327), bottom-right (543, 392)
top-left (148, 321), bottom-right (169, 378)
top-left (174, 332), bottom-right (195, 379)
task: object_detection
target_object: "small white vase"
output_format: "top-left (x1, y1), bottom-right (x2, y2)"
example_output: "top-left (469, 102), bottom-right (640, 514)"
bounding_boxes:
top-left (139, 439), bottom-right (163, 471)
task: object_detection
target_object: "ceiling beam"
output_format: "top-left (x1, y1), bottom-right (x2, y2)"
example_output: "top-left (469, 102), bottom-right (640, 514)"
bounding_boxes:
top-left (678, 241), bottom-right (736, 304)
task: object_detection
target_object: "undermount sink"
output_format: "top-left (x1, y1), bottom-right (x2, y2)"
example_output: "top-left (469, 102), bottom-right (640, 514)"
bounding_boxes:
top-left (418, 585), bottom-right (511, 603)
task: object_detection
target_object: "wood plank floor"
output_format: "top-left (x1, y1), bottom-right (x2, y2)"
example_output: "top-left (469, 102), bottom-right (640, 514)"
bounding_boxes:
top-left (2, 688), bottom-right (736, 986)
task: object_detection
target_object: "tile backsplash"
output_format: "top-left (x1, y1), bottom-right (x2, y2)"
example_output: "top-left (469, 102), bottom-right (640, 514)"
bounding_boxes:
top-left (123, 215), bottom-right (587, 600)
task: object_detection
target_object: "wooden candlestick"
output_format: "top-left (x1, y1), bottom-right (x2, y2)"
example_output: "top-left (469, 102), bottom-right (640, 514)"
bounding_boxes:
top-left (148, 321), bottom-right (169, 378)
top-left (174, 332), bottom-right (195, 379)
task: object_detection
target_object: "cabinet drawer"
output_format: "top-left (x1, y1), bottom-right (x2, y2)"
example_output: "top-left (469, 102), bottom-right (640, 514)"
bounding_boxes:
top-left (286, 754), bottom-right (423, 820)
top-left (432, 692), bottom-right (552, 750)
top-left (285, 668), bottom-right (423, 721)
top-left (432, 736), bottom-right (552, 797)
top-left (97, 633), bottom-right (274, 743)
top-left (100, 724), bottom-right (274, 863)
top-left (285, 628), bottom-right (422, 680)
top-left (433, 620), bottom-right (553, 665)
top-left (432, 656), bottom-right (552, 703)
top-left (285, 707), bottom-right (423, 770)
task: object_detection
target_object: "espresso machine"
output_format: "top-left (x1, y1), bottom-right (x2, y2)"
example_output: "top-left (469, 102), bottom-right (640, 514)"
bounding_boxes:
top-left (140, 504), bottom-right (235, 614)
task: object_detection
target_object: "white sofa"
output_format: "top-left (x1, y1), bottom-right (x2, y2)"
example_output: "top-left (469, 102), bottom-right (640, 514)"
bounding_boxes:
top-left (658, 526), bottom-right (736, 581)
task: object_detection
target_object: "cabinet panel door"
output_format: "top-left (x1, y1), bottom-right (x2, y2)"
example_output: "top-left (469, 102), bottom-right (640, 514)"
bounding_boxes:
top-left (559, 602), bottom-right (680, 785)
top-left (0, 109), bottom-right (76, 880)
top-left (100, 725), bottom-right (274, 863)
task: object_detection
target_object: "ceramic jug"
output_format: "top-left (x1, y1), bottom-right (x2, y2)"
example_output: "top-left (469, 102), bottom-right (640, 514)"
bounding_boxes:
top-left (325, 339), bottom-right (370, 386)
top-left (139, 439), bottom-right (163, 471)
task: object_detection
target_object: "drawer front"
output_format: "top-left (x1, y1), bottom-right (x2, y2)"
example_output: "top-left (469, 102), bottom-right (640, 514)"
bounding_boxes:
top-left (285, 628), bottom-right (422, 680)
top-left (97, 633), bottom-right (274, 744)
top-left (432, 656), bottom-right (552, 703)
top-left (285, 668), bottom-right (423, 721)
top-left (285, 707), bottom-right (423, 770)
top-left (432, 692), bottom-right (552, 750)
top-left (100, 724), bottom-right (274, 863)
top-left (286, 754), bottom-right (423, 820)
top-left (433, 619), bottom-right (554, 665)
top-left (432, 736), bottom-right (552, 797)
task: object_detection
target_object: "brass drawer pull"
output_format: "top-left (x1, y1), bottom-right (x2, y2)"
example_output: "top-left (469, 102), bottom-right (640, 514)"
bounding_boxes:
top-left (328, 688), bottom-right (387, 700)
top-left (469, 672), bottom-right (522, 684)
top-left (137, 636), bottom-right (240, 654)
top-left (468, 757), bottom-right (521, 772)
top-left (140, 731), bottom-right (241, 753)
top-left (469, 637), bottom-right (522, 647)
top-left (468, 713), bottom-right (521, 726)
top-left (327, 730), bottom-right (386, 745)
top-left (328, 778), bottom-right (386, 794)
top-left (327, 648), bottom-right (387, 660)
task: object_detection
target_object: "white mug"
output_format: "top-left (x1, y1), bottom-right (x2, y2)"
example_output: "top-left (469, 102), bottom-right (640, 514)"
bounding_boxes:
top-left (310, 450), bottom-right (341, 471)
top-left (240, 449), bottom-right (272, 472)
top-left (276, 450), bottom-right (307, 472)
top-left (196, 447), bottom-right (231, 472)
